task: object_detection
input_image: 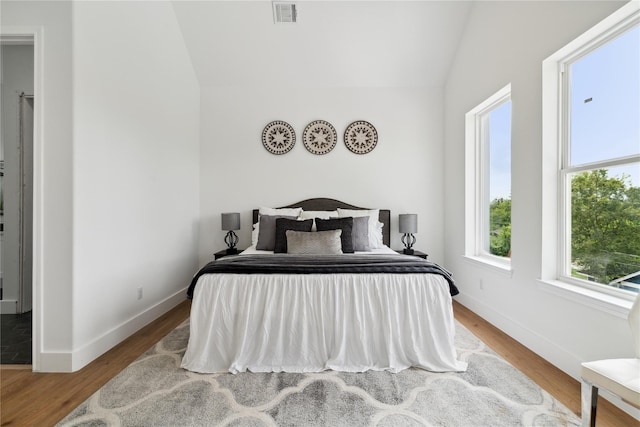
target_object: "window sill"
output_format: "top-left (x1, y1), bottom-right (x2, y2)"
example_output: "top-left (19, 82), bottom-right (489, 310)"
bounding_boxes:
top-left (537, 279), bottom-right (633, 319)
top-left (463, 255), bottom-right (513, 277)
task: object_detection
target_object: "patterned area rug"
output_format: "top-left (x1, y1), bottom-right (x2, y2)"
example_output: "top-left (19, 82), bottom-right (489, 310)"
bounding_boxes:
top-left (57, 320), bottom-right (580, 426)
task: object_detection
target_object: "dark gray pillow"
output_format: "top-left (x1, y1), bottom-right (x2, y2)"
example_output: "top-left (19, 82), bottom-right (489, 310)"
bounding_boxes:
top-left (351, 216), bottom-right (371, 252)
top-left (274, 218), bottom-right (314, 253)
top-left (256, 215), bottom-right (297, 251)
top-left (315, 217), bottom-right (354, 253)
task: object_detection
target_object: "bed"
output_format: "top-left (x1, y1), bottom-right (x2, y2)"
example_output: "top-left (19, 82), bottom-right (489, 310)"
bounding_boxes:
top-left (181, 198), bottom-right (467, 374)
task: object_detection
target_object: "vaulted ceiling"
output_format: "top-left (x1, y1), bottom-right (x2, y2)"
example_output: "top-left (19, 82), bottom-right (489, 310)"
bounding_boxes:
top-left (171, 1), bottom-right (473, 88)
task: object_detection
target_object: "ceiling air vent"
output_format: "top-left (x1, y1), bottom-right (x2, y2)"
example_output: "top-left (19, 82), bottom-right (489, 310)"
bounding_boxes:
top-left (273, 2), bottom-right (297, 23)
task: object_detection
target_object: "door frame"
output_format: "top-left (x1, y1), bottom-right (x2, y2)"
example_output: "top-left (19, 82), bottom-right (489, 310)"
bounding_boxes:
top-left (1, 27), bottom-right (43, 371)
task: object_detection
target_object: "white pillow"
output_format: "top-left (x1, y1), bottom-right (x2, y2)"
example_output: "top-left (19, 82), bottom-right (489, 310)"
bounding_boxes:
top-left (375, 221), bottom-right (384, 248)
top-left (336, 208), bottom-right (384, 249)
top-left (298, 210), bottom-right (338, 220)
top-left (253, 207), bottom-right (304, 245)
top-left (259, 206), bottom-right (303, 217)
top-left (252, 223), bottom-right (259, 246)
top-left (298, 210), bottom-right (339, 231)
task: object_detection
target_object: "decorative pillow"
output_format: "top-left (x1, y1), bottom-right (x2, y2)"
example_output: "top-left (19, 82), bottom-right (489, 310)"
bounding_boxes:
top-left (274, 218), bottom-right (314, 253)
top-left (256, 215), bottom-right (297, 251)
top-left (336, 208), bottom-right (383, 249)
top-left (286, 229), bottom-right (343, 255)
top-left (315, 217), bottom-right (354, 253)
top-left (351, 216), bottom-right (371, 252)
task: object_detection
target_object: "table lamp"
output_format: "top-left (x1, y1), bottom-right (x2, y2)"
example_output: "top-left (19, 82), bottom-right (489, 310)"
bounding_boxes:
top-left (221, 212), bottom-right (240, 254)
top-left (399, 213), bottom-right (417, 255)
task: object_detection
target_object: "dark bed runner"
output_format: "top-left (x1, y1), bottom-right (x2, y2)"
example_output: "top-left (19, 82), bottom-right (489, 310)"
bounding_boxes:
top-left (187, 254), bottom-right (459, 299)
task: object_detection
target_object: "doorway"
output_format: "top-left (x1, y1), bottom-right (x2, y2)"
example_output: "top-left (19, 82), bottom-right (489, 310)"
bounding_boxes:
top-left (0, 42), bottom-right (34, 365)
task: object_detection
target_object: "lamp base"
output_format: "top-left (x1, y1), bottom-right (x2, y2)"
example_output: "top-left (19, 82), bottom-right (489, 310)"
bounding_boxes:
top-left (401, 233), bottom-right (416, 255)
top-left (224, 230), bottom-right (239, 255)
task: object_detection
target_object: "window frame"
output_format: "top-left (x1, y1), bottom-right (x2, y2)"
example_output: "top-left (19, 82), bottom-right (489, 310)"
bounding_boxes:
top-left (541, 1), bottom-right (639, 306)
top-left (465, 84), bottom-right (513, 273)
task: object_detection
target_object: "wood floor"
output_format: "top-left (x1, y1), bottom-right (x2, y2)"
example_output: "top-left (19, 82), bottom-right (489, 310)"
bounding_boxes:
top-left (1, 300), bottom-right (636, 427)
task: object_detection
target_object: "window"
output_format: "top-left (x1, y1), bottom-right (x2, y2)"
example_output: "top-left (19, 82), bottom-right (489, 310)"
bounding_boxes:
top-left (465, 84), bottom-right (512, 270)
top-left (543, 3), bottom-right (639, 298)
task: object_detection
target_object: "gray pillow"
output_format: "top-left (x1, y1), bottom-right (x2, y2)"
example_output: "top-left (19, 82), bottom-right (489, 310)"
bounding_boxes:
top-left (286, 229), bottom-right (343, 255)
top-left (351, 216), bottom-right (371, 252)
top-left (256, 215), bottom-right (296, 251)
top-left (328, 216), bottom-right (370, 252)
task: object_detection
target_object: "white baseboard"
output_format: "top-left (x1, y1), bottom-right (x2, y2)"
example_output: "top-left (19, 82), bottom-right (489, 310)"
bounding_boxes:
top-left (36, 287), bottom-right (188, 373)
top-left (456, 293), bottom-right (581, 376)
top-left (36, 351), bottom-right (73, 373)
top-left (455, 293), bottom-right (640, 421)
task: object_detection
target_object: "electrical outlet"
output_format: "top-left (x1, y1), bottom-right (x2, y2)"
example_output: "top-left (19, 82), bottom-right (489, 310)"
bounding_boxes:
top-left (137, 287), bottom-right (143, 300)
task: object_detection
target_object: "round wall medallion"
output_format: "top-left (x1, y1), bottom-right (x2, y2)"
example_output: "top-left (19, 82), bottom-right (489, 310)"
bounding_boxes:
top-left (302, 120), bottom-right (337, 155)
top-left (344, 121), bottom-right (378, 154)
top-left (262, 121), bottom-right (296, 155)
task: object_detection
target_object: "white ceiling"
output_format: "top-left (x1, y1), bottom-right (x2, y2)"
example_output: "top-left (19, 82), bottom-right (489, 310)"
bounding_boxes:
top-left (171, 1), bottom-right (473, 88)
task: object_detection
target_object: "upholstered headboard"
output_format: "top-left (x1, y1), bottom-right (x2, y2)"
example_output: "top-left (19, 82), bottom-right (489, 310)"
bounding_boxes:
top-left (252, 198), bottom-right (391, 247)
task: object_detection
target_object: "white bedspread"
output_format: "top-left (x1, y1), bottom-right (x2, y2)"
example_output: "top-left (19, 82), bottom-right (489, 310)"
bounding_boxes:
top-left (181, 272), bottom-right (467, 374)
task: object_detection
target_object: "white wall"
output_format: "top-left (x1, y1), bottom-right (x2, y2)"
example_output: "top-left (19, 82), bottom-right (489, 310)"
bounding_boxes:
top-left (443, 0), bottom-right (637, 417)
top-left (199, 85), bottom-right (446, 265)
top-left (190, 0), bottom-right (465, 266)
top-left (1, 0), bottom-right (75, 370)
top-left (0, 44), bottom-right (34, 314)
top-left (71, 1), bottom-right (200, 370)
top-left (2, 0), bottom-right (200, 371)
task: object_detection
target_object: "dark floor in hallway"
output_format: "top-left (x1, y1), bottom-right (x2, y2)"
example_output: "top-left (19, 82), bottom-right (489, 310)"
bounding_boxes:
top-left (1, 311), bottom-right (32, 364)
